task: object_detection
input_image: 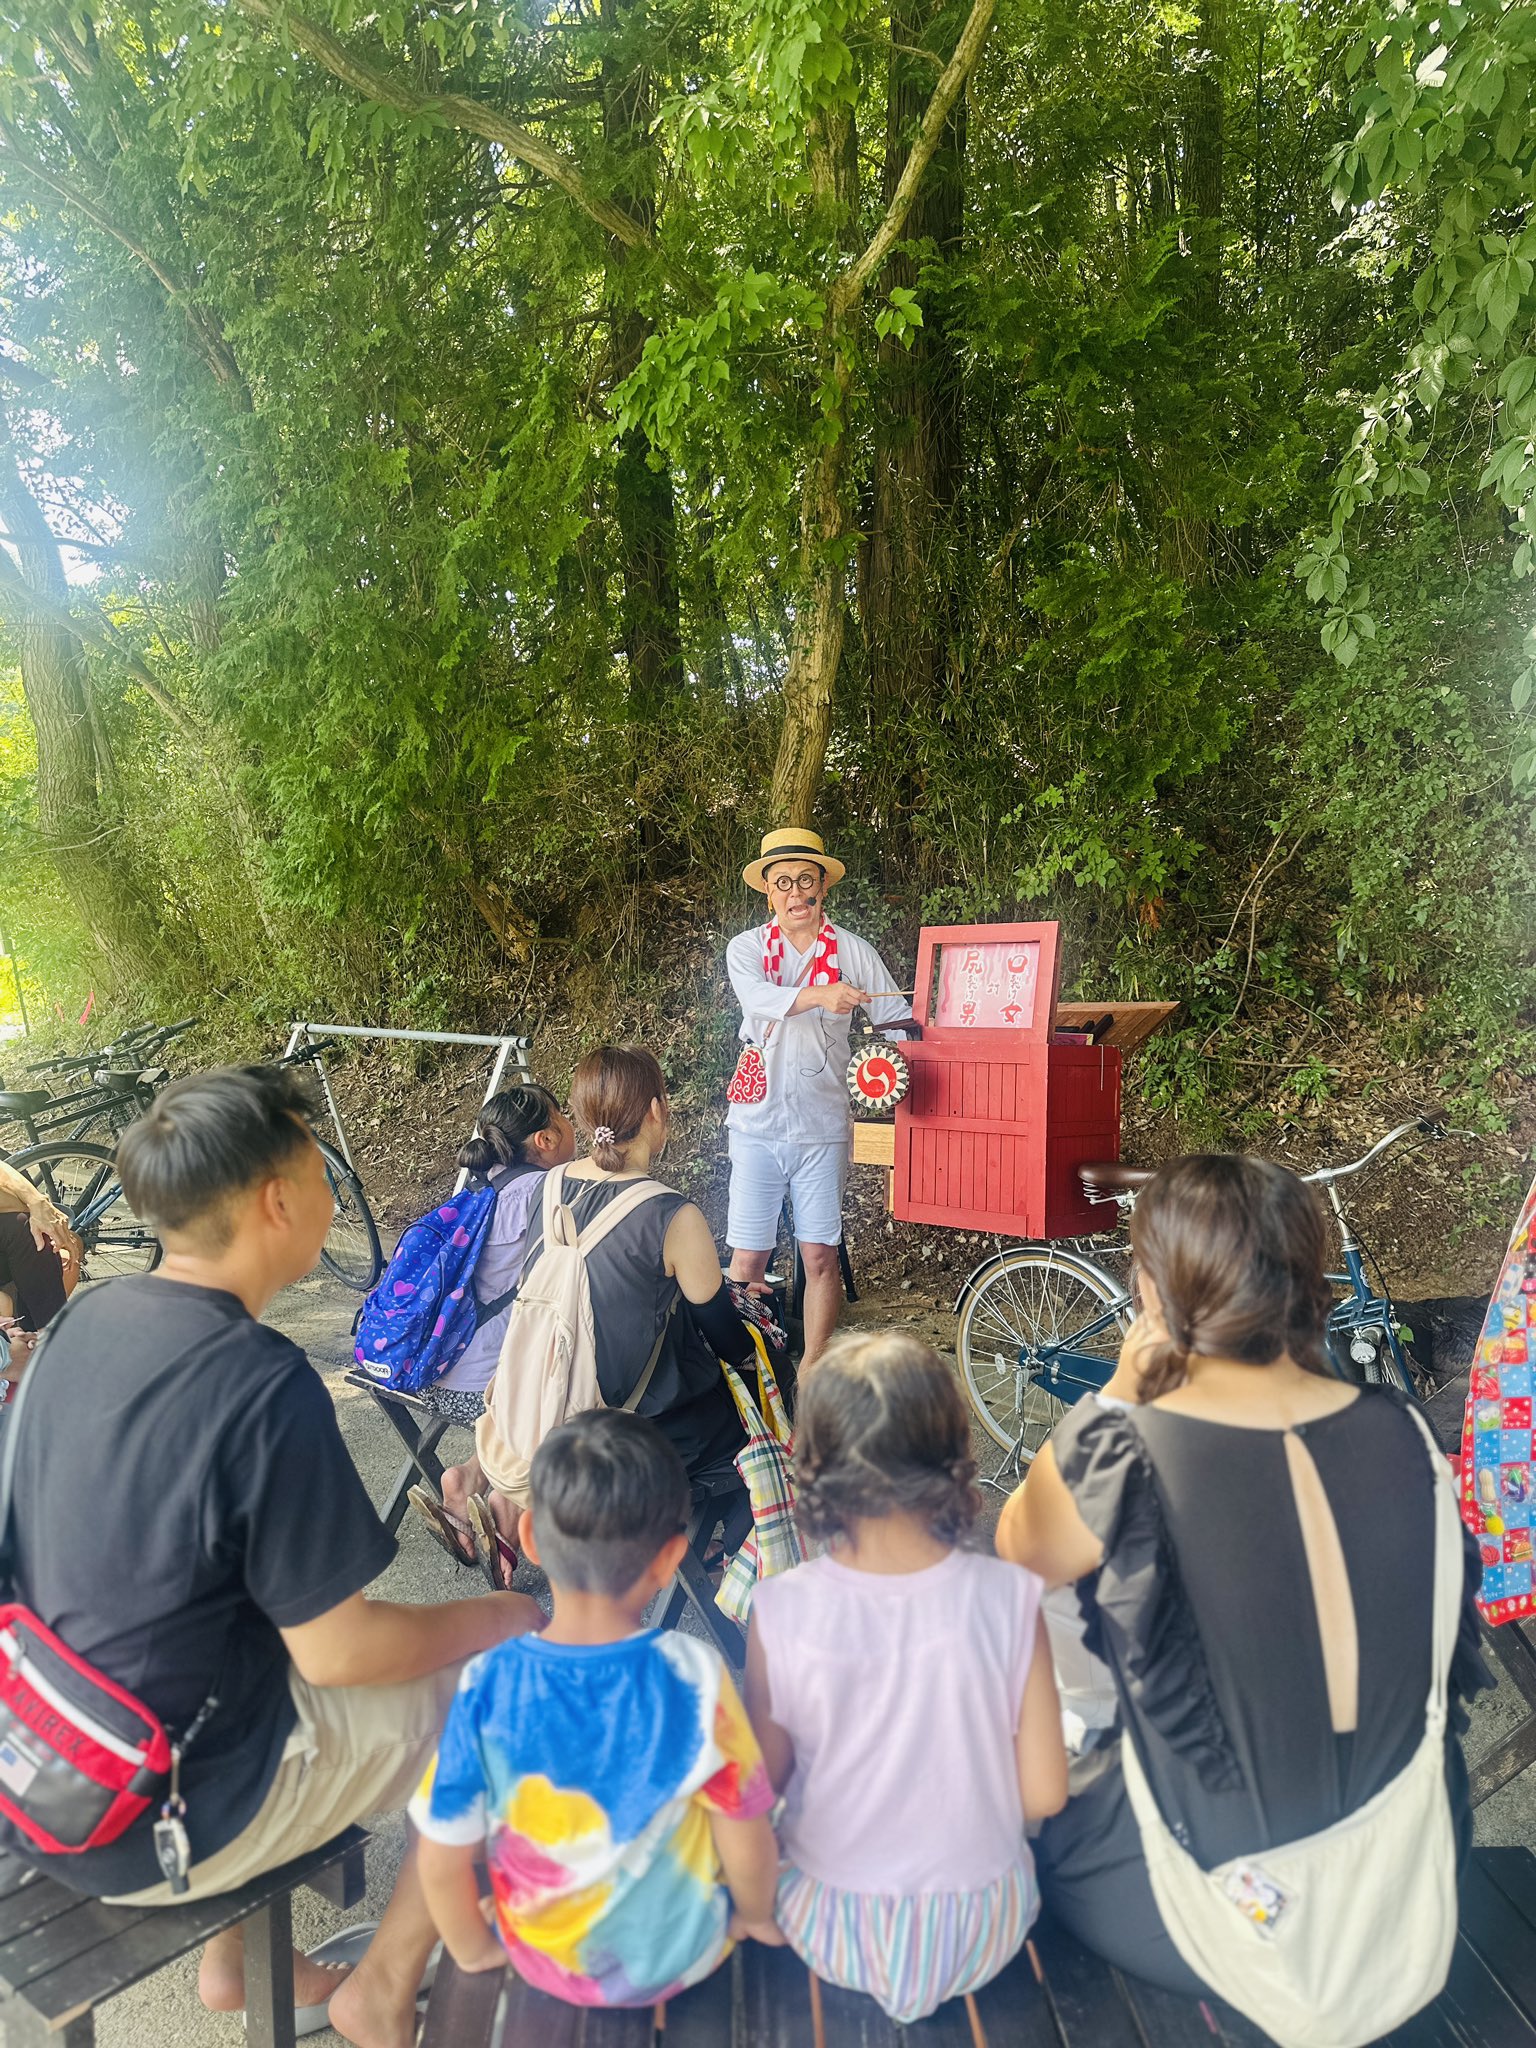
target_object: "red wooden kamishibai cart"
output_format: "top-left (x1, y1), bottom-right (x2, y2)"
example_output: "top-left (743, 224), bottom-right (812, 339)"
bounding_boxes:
top-left (850, 919), bottom-right (1176, 1464)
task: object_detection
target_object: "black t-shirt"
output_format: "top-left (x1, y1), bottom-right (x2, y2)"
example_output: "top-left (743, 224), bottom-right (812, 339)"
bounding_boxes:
top-left (5, 1275), bottom-right (395, 1895)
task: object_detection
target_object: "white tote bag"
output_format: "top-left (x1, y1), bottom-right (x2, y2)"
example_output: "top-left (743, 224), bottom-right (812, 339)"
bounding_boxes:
top-left (1119, 1404), bottom-right (1462, 2048)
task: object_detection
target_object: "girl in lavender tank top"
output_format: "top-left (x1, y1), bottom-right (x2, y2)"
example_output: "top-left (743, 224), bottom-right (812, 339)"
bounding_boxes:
top-left (744, 1332), bottom-right (1068, 2025)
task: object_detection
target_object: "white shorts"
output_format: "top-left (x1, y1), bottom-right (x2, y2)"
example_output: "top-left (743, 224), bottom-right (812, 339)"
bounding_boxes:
top-left (727, 1134), bottom-right (850, 1250)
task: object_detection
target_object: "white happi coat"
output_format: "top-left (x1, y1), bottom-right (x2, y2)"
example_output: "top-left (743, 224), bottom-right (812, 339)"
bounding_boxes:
top-left (724, 922), bottom-right (909, 1147)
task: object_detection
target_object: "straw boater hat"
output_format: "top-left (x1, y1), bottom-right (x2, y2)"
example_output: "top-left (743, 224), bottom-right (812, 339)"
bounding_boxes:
top-left (743, 827), bottom-right (847, 893)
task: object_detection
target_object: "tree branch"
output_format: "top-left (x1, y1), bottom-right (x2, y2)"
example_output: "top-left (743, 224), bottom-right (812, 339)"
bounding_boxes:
top-left (831, 0), bottom-right (997, 315)
top-left (0, 544), bottom-right (205, 742)
top-left (231, 0), bottom-right (696, 295)
top-left (0, 131), bottom-right (247, 395)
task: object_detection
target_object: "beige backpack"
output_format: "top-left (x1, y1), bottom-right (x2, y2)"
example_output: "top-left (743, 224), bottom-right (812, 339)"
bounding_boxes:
top-left (1119, 1402), bottom-right (1462, 2048)
top-left (475, 1169), bottom-right (677, 1506)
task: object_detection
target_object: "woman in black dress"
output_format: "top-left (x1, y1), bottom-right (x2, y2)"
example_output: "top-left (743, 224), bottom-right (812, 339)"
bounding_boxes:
top-left (997, 1153), bottom-right (1489, 2001)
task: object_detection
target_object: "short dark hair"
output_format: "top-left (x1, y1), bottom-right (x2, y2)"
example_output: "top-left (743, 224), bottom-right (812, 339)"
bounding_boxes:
top-left (116, 1065), bottom-right (319, 1244)
top-left (528, 1409), bottom-right (689, 1597)
top-left (1128, 1153), bottom-right (1335, 1398)
top-left (794, 1330), bottom-right (979, 1546)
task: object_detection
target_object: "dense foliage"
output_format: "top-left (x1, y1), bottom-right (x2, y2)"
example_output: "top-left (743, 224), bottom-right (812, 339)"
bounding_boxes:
top-left (0, 0), bottom-right (1531, 1118)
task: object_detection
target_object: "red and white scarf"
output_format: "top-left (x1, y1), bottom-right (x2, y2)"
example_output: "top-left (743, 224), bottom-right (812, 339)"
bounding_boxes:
top-left (763, 917), bottom-right (839, 988)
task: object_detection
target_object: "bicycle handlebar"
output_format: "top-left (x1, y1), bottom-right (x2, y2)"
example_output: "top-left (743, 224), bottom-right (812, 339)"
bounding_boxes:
top-left (1302, 1117), bottom-right (1444, 1186)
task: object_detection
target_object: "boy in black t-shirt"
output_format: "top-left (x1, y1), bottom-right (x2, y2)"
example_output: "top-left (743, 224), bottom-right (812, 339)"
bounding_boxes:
top-left (8, 1066), bottom-right (544, 2048)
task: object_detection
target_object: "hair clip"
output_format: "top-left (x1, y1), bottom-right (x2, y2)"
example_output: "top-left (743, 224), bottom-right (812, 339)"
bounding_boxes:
top-left (593, 1125), bottom-right (616, 1146)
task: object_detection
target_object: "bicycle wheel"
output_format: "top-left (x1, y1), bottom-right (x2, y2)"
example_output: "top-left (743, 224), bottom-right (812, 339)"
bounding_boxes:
top-left (6, 1140), bottom-right (161, 1280)
top-left (317, 1140), bottom-right (383, 1291)
top-left (958, 1245), bottom-right (1130, 1462)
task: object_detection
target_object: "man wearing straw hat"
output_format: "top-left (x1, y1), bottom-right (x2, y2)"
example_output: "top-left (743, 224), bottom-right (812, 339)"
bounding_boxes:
top-left (724, 828), bottom-right (918, 1365)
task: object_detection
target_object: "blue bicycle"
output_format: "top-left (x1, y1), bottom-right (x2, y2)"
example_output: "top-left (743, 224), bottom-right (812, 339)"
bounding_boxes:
top-left (956, 1119), bottom-right (1446, 1482)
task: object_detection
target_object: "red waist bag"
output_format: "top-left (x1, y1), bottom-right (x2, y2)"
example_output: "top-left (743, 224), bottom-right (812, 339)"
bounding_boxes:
top-left (0, 1308), bottom-right (176, 1854)
top-left (0, 1606), bottom-right (171, 1852)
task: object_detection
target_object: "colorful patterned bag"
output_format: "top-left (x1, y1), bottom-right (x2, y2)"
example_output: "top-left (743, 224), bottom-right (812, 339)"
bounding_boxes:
top-left (716, 1328), bottom-right (804, 1624)
top-left (1460, 1174), bottom-right (1536, 1624)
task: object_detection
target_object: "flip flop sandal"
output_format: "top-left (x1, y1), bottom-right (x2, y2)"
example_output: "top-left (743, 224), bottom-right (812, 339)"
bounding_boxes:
top-left (294, 1924), bottom-right (442, 2037)
top-left (408, 1486), bottom-right (476, 1568)
top-left (467, 1492), bottom-right (519, 1592)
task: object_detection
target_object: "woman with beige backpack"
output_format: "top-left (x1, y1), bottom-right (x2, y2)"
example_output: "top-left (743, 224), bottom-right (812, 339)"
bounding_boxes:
top-left (998, 1153), bottom-right (1491, 2048)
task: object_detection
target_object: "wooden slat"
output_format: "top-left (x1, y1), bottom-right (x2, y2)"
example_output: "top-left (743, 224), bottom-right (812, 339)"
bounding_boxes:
top-left (0, 1853), bottom-right (42, 1903)
top-left (740, 1944), bottom-right (817, 2047)
top-left (503, 1974), bottom-right (655, 2045)
top-left (0, 1874), bottom-right (86, 1946)
top-left (1457, 1855), bottom-right (1536, 2028)
top-left (852, 1123), bottom-right (895, 1168)
top-left (1470, 1717), bottom-right (1536, 1807)
top-left (1028, 1914), bottom-right (1141, 2048)
top-left (1383, 1934), bottom-right (1528, 2048)
top-left (1052, 1003), bottom-right (1179, 1054)
top-left (419, 1958), bottom-right (505, 2048)
top-left (657, 1951), bottom-right (737, 2046)
top-left (6, 1829), bottom-right (362, 2027)
top-left (965, 1945), bottom-right (1060, 2047)
top-left (1476, 1847), bottom-right (1536, 1933)
top-left (1118, 1978), bottom-right (1227, 2048)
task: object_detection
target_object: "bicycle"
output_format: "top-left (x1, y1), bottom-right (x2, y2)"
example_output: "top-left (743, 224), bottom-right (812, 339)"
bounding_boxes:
top-left (957, 1118), bottom-right (1447, 1488)
top-left (3, 1026), bottom-right (385, 1293)
top-left (276, 1036), bottom-right (384, 1291)
top-left (0, 1017), bottom-right (200, 1149)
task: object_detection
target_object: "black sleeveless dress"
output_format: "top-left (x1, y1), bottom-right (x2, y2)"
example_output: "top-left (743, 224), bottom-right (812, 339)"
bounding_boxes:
top-left (519, 1171), bottom-right (746, 1479)
top-left (1035, 1388), bottom-right (1490, 1994)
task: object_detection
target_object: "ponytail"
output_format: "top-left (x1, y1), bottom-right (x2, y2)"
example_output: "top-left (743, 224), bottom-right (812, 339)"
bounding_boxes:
top-left (457, 1083), bottom-right (560, 1180)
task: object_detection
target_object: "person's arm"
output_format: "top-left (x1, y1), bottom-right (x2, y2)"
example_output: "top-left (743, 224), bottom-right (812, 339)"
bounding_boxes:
top-left (726, 931), bottom-right (815, 1032)
top-left (1016, 1610), bottom-right (1070, 1821)
top-left (280, 1587), bottom-right (543, 1688)
top-left (416, 1839), bottom-right (506, 1973)
top-left (742, 1619), bottom-right (795, 1792)
top-left (710, 1810), bottom-right (783, 1942)
top-left (994, 1443), bottom-right (1104, 1589)
top-left (665, 1202), bottom-right (739, 1305)
top-left (0, 1160), bottom-right (80, 1265)
top-left (849, 938), bottom-right (918, 1035)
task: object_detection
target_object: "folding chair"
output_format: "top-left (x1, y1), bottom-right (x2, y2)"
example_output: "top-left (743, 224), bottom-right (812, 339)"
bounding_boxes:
top-left (343, 1370), bottom-right (453, 1536)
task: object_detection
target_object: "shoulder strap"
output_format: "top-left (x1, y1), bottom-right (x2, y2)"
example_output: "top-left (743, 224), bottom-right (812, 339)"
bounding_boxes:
top-left (1404, 1401), bottom-right (1465, 1726)
top-left (569, 1176), bottom-right (672, 1256)
top-left (621, 1293), bottom-right (680, 1413)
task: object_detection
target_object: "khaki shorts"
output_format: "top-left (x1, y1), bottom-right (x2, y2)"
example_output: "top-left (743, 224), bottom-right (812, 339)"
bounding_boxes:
top-left (106, 1663), bottom-right (461, 1907)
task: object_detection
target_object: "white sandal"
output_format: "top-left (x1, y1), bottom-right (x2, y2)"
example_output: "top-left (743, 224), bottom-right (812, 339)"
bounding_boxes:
top-left (293, 1922), bottom-right (441, 2037)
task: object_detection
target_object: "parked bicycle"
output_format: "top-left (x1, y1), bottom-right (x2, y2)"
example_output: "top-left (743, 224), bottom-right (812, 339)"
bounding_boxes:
top-left (0, 1024), bottom-right (385, 1294)
top-left (957, 1119), bottom-right (1446, 1486)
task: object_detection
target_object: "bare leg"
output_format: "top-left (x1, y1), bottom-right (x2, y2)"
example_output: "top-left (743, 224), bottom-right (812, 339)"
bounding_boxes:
top-left (438, 1454), bottom-right (484, 1526)
top-left (798, 1243), bottom-right (842, 1368)
top-left (197, 1924), bottom-right (368, 2013)
top-left (728, 1247), bottom-right (773, 1291)
top-left (328, 1830), bottom-right (438, 2048)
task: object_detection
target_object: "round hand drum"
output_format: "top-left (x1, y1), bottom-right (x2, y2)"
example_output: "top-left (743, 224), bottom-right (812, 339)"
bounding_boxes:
top-left (846, 1043), bottom-right (911, 1115)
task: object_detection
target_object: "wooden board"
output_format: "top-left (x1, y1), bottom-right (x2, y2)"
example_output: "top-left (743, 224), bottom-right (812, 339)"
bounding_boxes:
top-left (851, 1121), bottom-right (895, 1167)
top-left (1053, 1002), bottom-right (1180, 1053)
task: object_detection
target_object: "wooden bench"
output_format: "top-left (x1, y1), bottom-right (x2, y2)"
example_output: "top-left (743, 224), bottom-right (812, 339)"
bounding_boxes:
top-left (0, 1825), bottom-right (367, 2048)
top-left (419, 1845), bottom-right (1536, 2045)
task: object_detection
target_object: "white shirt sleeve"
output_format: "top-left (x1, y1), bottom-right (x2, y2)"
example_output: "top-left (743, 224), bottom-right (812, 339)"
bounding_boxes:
top-left (727, 927), bottom-right (803, 1035)
top-left (841, 934), bottom-right (911, 1032)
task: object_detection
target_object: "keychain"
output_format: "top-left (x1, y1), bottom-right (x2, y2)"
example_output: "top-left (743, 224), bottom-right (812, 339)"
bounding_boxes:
top-left (153, 1745), bottom-right (192, 1894)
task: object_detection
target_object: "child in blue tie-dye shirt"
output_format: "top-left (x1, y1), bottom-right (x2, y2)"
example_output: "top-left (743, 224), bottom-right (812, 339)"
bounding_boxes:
top-left (411, 1409), bottom-right (778, 2008)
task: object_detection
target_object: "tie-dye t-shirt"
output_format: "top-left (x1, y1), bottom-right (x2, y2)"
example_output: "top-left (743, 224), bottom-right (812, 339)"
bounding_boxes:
top-left (408, 1628), bottom-right (774, 2007)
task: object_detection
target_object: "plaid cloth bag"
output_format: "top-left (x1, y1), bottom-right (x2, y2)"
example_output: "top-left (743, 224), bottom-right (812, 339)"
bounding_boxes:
top-left (716, 1327), bottom-right (805, 1624)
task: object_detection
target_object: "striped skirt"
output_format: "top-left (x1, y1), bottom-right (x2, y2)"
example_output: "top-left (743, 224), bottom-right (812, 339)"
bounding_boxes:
top-left (774, 1860), bottom-right (1038, 2025)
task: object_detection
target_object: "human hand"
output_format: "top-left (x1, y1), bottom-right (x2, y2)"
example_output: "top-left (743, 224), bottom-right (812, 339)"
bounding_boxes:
top-left (27, 1201), bottom-right (77, 1264)
top-left (729, 1912), bottom-right (787, 1947)
top-left (819, 984), bottom-right (868, 1016)
top-left (449, 1928), bottom-right (508, 1975)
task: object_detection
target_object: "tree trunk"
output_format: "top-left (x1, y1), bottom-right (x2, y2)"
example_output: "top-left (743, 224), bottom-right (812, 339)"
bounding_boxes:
top-left (601, 0), bottom-right (684, 854)
top-left (861, 0), bottom-right (967, 840)
top-left (0, 445), bottom-right (163, 981)
top-left (1180, 0), bottom-right (1225, 327)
